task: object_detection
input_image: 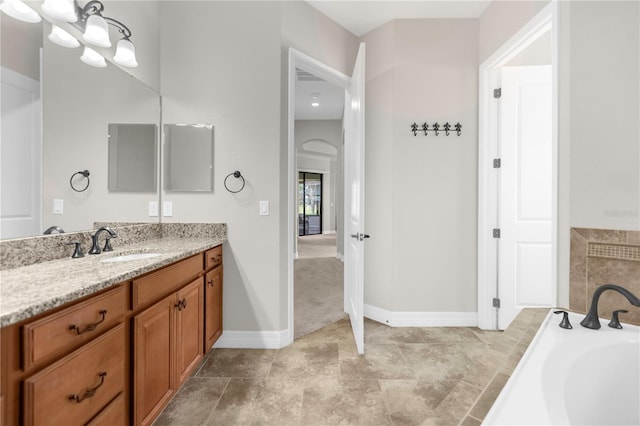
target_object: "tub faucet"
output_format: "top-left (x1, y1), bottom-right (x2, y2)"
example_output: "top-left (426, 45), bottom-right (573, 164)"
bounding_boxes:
top-left (580, 284), bottom-right (640, 329)
top-left (89, 226), bottom-right (118, 254)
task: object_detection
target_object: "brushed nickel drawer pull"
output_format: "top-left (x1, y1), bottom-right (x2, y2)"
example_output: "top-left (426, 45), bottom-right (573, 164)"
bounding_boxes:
top-left (68, 372), bottom-right (107, 403)
top-left (69, 310), bottom-right (107, 335)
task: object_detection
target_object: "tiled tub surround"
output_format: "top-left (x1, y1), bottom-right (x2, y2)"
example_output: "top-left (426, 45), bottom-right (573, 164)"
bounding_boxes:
top-left (154, 309), bottom-right (549, 426)
top-left (0, 223), bottom-right (226, 327)
top-left (570, 228), bottom-right (640, 325)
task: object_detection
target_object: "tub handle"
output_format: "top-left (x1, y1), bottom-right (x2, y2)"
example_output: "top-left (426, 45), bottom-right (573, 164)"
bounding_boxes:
top-left (553, 310), bottom-right (573, 329)
top-left (608, 309), bottom-right (628, 329)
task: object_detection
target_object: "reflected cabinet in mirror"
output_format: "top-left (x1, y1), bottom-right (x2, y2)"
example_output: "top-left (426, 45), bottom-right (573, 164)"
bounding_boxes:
top-left (108, 124), bottom-right (158, 192)
top-left (0, 12), bottom-right (161, 239)
top-left (164, 124), bottom-right (214, 192)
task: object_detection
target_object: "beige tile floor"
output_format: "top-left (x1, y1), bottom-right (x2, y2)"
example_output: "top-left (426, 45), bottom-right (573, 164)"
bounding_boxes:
top-left (154, 309), bottom-right (547, 426)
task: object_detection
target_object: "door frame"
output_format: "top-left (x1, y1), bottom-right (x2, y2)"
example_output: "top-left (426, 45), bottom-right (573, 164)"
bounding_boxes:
top-left (287, 48), bottom-right (351, 345)
top-left (477, 2), bottom-right (558, 330)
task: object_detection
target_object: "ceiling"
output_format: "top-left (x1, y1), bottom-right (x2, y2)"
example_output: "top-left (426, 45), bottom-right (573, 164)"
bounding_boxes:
top-left (305, 0), bottom-right (492, 37)
top-left (295, 1), bottom-right (493, 121)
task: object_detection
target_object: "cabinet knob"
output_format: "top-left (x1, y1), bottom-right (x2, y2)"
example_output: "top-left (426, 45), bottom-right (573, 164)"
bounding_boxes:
top-left (207, 279), bottom-right (214, 287)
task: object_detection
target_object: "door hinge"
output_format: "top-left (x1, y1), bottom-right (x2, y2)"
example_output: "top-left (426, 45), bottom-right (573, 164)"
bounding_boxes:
top-left (494, 88), bottom-right (502, 98)
top-left (493, 158), bottom-right (501, 168)
top-left (493, 228), bottom-right (501, 238)
top-left (492, 298), bottom-right (501, 308)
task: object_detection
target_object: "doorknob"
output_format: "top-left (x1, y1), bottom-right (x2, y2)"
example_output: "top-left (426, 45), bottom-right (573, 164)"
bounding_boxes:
top-left (362, 234), bottom-right (370, 239)
top-left (350, 233), bottom-right (359, 239)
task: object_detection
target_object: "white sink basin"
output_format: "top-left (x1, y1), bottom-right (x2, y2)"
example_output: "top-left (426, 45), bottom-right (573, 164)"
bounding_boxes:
top-left (100, 253), bottom-right (162, 263)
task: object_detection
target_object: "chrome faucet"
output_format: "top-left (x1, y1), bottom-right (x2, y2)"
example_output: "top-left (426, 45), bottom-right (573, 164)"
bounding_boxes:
top-left (43, 226), bottom-right (65, 234)
top-left (88, 226), bottom-right (118, 254)
top-left (580, 284), bottom-right (640, 329)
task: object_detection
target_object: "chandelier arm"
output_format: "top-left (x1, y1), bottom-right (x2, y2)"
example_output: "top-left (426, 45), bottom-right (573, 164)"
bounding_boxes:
top-left (105, 17), bottom-right (132, 39)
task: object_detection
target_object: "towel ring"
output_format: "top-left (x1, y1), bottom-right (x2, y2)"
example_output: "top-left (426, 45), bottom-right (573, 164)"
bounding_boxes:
top-left (70, 170), bottom-right (90, 192)
top-left (224, 171), bottom-right (245, 193)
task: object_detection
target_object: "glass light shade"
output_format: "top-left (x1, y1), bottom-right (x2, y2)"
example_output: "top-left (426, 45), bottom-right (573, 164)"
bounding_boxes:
top-left (80, 46), bottom-right (107, 68)
top-left (82, 14), bottom-right (111, 48)
top-left (41, 0), bottom-right (77, 22)
top-left (48, 25), bottom-right (80, 48)
top-left (0, 0), bottom-right (41, 23)
top-left (113, 38), bottom-right (138, 68)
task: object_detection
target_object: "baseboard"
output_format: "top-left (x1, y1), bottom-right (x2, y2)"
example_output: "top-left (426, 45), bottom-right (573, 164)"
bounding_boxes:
top-left (364, 304), bottom-right (478, 327)
top-left (322, 230), bottom-right (337, 234)
top-left (214, 308), bottom-right (477, 350)
top-left (213, 329), bottom-right (289, 349)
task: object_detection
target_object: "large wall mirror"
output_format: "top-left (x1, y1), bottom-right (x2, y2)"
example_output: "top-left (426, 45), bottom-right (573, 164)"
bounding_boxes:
top-left (0, 8), bottom-right (161, 239)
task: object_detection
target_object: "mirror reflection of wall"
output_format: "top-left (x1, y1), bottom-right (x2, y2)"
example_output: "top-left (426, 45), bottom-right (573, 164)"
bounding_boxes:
top-left (108, 123), bottom-right (158, 192)
top-left (164, 124), bottom-right (214, 192)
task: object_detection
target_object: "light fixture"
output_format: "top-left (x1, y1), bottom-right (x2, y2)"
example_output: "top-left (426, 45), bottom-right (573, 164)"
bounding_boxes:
top-left (311, 93), bottom-right (320, 107)
top-left (80, 45), bottom-right (106, 67)
top-left (74, 0), bottom-right (138, 67)
top-left (41, 0), bottom-right (77, 22)
top-left (48, 25), bottom-right (80, 48)
top-left (0, 0), bottom-right (41, 23)
top-left (113, 37), bottom-right (137, 67)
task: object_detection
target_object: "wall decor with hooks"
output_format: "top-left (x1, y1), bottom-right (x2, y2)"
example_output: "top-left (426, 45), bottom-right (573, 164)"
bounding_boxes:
top-left (410, 122), bottom-right (462, 137)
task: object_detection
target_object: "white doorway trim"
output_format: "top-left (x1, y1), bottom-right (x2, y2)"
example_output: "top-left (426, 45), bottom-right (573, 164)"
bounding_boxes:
top-left (477, 2), bottom-right (558, 330)
top-left (287, 48), bottom-right (351, 345)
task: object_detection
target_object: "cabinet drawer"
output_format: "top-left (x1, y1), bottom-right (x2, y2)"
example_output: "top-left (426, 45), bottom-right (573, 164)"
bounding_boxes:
top-left (23, 325), bottom-right (125, 426)
top-left (205, 245), bottom-right (222, 270)
top-left (22, 286), bottom-right (125, 369)
top-left (86, 393), bottom-right (125, 426)
top-left (133, 254), bottom-right (203, 309)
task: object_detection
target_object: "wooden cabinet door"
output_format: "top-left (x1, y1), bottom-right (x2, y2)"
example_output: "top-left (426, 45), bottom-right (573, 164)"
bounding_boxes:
top-left (133, 295), bottom-right (175, 426)
top-left (204, 266), bottom-right (223, 353)
top-left (175, 278), bottom-right (203, 388)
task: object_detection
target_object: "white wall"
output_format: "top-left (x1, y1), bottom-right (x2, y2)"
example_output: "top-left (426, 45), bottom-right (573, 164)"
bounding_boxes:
top-left (160, 1), bottom-right (358, 334)
top-left (362, 19), bottom-right (479, 314)
top-left (295, 119), bottom-right (342, 235)
top-left (479, 0), bottom-right (640, 309)
top-left (567, 1), bottom-right (640, 230)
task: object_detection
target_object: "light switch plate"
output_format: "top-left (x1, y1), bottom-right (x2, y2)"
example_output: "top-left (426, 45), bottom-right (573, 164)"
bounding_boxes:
top-left (163, 201), bottom-right (173, 217)
top-left (53, 199), bottom-right (63, 214)
top-left (148, 201), bottom-right (159, 217)
top-left (259, 200), bottom-right (269, 216)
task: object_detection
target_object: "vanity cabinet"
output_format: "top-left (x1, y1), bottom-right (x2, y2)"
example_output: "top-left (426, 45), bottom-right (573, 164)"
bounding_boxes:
top-left (204, 266), bottom-right (223, 353)
top-left (132, 256), bottom-right (205, 426)
top-left (0, 244), bottom-right (223, 426)
top-left (23, 325), bottom-right (125, 426)
top-left (0, 283), bottom-right (127, 426)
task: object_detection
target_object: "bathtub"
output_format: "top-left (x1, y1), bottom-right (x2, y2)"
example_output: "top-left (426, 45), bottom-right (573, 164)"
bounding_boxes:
top-left (484, 309), bottom-right (640, 425)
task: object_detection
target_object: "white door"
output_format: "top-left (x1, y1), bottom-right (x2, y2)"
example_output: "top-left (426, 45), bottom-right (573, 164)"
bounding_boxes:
top-left (498, 65), bottom-right (554, 329)
top-left (344, 43), bottom-right (366, 354)
top-left (1, 67), bottom-right (42, 239)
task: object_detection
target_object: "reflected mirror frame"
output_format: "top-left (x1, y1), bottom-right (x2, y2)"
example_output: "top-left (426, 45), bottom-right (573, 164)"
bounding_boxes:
top-left (163, 124), bottom-right (214, 192)
top-left (107, 123), bottom-right (159, 193)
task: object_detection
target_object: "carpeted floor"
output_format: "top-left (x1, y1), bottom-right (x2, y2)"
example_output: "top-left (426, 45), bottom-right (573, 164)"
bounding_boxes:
top-left (294, 234), bottom-right (346, 338)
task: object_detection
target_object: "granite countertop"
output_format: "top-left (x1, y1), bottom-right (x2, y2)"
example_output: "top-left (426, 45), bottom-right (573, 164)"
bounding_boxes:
top-left (0, 236), bottom-right (225, 328)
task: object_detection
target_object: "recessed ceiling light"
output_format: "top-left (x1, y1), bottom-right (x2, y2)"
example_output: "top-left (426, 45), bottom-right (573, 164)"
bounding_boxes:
top-left (311, 102), bottom-right (319, 107)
